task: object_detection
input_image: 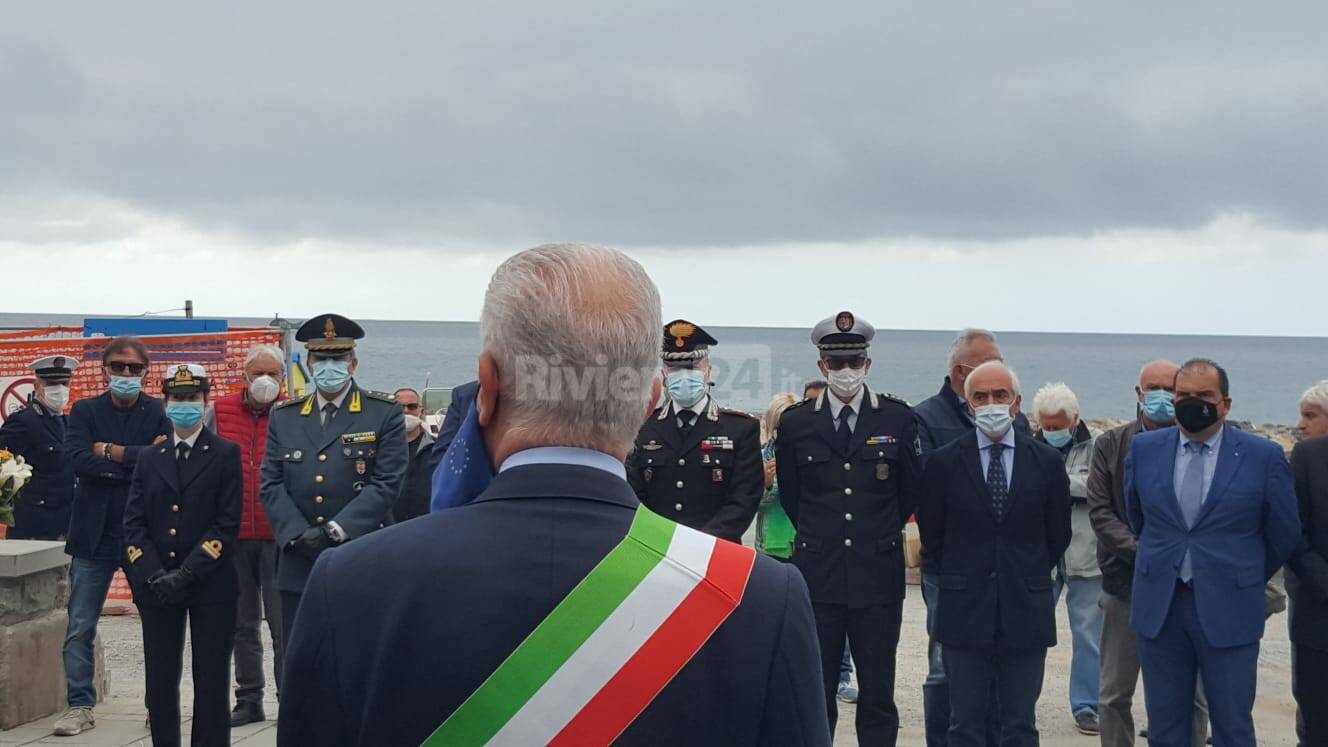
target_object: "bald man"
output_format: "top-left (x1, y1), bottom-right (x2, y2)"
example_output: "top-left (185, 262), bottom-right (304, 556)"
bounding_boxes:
top-left (1087, 360), bottom-right (1208, 747)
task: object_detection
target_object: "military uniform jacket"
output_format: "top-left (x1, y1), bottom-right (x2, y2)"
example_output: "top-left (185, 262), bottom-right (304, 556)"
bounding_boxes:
top-left (123, 428), bottom-right (243, 607)
top-left (626, 397), bottom-right (762, 543)
top-left (775, 387), bottom-right (923, 607)
top-left (260, 382), bottom-right (407, 592)
top-left (0, 401), bottom-right (76, 540)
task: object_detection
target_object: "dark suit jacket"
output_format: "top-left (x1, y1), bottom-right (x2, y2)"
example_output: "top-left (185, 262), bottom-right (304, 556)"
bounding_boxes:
top-left (917, 430), bottom-right (1072, 650)
top-left (1086, 417), bottom-right (1147, 598)
top-left (122, 428), bottom-right (242, 606)
top-left (1288, 436), bottom-right (1328, 651)
top-left (0, 401), bottom-right (75, 540)
top-left (64, 392), bottom-right (172, 560)
top-left (775, 388), bottom-right (922, 607)
top-left (279, 463), bottom-right (829, 747)
top-left (913, 377), bottom-right (1031, 454)
top-left (1125, 424), bottom-right (1300, 647)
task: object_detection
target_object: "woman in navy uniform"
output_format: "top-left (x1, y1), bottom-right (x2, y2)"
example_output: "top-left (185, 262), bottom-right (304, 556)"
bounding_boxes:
top-left (0, 355), bottom-right (78, 539)
top-left (123, 364), bottom-right (242, 747)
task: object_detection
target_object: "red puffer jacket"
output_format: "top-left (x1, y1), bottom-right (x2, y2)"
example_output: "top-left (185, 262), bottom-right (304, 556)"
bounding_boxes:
top-left (213, 390), bottom-right (281, 541)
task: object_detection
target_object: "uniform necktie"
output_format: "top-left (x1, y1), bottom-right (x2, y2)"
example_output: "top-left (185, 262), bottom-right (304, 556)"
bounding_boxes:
top-left (987, 442), bottom-right (1009, 522)
top-left (322, 402), bottom-right (338, 428)
top-left (176, 442), bottom-right (190, 462)
top-left (1178, 441), bottom-right (1208, 582)
top-left (836, 405), bottom-right (854, 453)
top-left (679, 410), bottom-right (697, 433)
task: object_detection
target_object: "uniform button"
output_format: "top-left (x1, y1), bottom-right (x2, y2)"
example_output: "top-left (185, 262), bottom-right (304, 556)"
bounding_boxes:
top-left (39, 500), bottom-right (46, 505)
top-left (677, 459), bottom-right (685, 466)
top-left (675, 503), bottom-right (683, 511)
top-left (319, 454), bottom-right (327, 462)
top-left (315, 475), bottom-right (325, 483)
top-left (676, 480), bottom-right (684, 489)
top-left (843, 462), bottom-right (851, 470)
top-left (171, 505), bottom-right (179, 512)
top-left (844, 538), bottom-right (853, 547)
top-left (807, 455), bottom-right (814, 462)
top-left (315, 496), bottom-right (324, 504)
top-left (316, 516), bottom-right (326, 524)
top-left (168, 551), bottom-right (176, 559)
top-left (169, 528), bottom-right (177, 536)
top-left (844, 488), bottom-right (853, 496)
top-left (845, 513), bottom-right (853, 521)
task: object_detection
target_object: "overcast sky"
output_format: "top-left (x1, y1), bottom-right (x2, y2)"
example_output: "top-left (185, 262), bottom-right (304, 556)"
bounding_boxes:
top-left (3, 2), bottom-right (1326, 335)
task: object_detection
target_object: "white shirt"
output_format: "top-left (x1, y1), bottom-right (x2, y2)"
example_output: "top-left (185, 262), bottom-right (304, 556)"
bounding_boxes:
top-left (977, 426), bottom-right (1017, 483)
top-left (1174, 426), bottom-right (1224, 507)
top-left (173, 427), bottom-right (203, 453)
top-left (316, 386), bottom-right (352, 425)
top-left (499, 446), bottom-right (628, 481)
top-left (826, 387), bottom-right (864, 433)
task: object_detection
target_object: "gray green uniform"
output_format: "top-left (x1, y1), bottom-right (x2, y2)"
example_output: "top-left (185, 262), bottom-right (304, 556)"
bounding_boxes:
top-left (259, 382), bottom-right (408, 593)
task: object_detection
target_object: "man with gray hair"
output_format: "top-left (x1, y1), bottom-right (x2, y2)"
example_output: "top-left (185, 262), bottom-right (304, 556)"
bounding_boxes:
top-left (913, 328), bottom-right (1030, 746)
top-left (278, 244), bottom-right (828, 746)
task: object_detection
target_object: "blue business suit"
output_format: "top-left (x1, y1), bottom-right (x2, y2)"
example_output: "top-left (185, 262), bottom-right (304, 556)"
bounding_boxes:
top-left (1125, 423), bottom-right (1299, 746)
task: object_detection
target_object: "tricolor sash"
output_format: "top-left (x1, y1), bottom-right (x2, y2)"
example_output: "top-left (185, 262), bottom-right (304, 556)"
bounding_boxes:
top-left (423, 505), bottom-right (757, 746)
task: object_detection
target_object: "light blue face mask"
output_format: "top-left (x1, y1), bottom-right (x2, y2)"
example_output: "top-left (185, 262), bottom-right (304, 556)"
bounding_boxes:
top-left (312, 359), bottom-right (352, 394)
top-left (1042, 428), bottom-right (1073, 448)
top-left (666, 369), bottom-right (707, 408)
top-left (108, 375), bottom-right (143, 399)
top-left (165, 401), bottom-right (205, 430)
top-left (1140, 389), bottom-right (1175, 423)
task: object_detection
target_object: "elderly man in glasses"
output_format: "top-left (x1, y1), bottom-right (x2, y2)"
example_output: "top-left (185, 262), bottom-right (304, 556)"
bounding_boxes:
top-left (54, 336), bottom-right (172, 737)
top-left (391, 387), bottom-right (439, 522)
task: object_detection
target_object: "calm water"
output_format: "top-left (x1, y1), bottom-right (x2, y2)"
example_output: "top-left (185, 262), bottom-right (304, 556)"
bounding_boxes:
top-left (2, 313), bottom-right (1323, 424)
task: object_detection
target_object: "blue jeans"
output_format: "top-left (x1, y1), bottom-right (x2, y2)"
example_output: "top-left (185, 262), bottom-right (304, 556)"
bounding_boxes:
top-left (839, 641), bottom-right (853, 685)
top-left (64, 557), bottom-right (119, 707)
top-left (1052, 571), bottom-right (1104, 717)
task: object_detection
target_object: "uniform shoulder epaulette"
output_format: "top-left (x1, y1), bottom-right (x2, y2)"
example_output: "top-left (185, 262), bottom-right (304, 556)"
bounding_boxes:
top-left (878, 391), bottom-right (912, 407)
top-left (275, 395), bottom-right (311, 410)
top-left (718, 407), bottom-right (757, 420)
top-left (364, 389), bottom-right (397, 403)
top-left (785, 398), bottom-right (813, 411)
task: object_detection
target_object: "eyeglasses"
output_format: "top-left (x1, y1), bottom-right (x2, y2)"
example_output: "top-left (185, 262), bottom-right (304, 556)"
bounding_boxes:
top-left (823, 357), bottom-right (867, 371)
top-left (105, 362), bottom-right (147, 376)
top-left (401, 403), bottom-right (421, 412)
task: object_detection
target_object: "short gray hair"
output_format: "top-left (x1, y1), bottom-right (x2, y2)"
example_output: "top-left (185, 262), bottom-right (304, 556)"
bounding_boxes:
top-left (244, 344), bottom-right (285, 372)
top-left (1301, 380), bottom-right (1328, 414)
top-left (1031, 382), bottom-right (1080, 422)
top-left (947, 328), bottom-right (997, 371)
top-left (480, 243), bottom-right (662, 453)
top-left (963, 360), bottom-right (1021, 399)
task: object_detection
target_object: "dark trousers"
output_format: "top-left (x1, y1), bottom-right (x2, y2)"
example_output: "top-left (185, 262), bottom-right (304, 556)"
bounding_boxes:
top-left (942, 643), bottom-right (1045, 747)
top-left (140, 601), bottom-right (237, 747)
top-left (233, 540), bottom-right (282, 705)
top-left (922, 569), bottom-right (1000, 746)
top-left (1295, 643), bottom-right (1328, 745)
top-left (813, 601), bottom-right (902, 746)
top-left (1137, 584), bottom-right (1259, 747)
top-left (279, 591), bottom-right (303, 666)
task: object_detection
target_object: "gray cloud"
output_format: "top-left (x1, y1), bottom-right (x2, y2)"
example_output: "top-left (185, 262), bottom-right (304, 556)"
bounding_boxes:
top-left (2, 1), bottom-right (1327, 248)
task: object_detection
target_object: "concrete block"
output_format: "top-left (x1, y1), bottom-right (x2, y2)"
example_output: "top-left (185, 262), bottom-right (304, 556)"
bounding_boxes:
top-left (0, 612), bottom-right (67, 730)
top-left (0, 541), bottom-right (69, 579)
top-left (0, 565), bottom-right (69, 626)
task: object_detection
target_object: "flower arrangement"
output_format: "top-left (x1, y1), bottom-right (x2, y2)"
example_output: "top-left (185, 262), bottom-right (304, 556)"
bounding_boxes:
top-left (0, 448), bottom-right (35, 528)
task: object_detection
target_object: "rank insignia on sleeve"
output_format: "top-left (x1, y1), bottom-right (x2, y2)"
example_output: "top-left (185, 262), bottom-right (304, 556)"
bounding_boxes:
top-left (202, 540), bottom-right (223, 560)
top-left (127, 546), bottom-right (142, 564)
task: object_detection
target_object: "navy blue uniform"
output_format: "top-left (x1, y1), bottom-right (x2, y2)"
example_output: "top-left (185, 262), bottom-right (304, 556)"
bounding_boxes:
top-left (124, 427), bottom-right (243, 747)
top-left (775, 387), bottom-right (923, 746)
top-left (0, 401), bottom-right (75, 540)
top-left (279, 463), bottom-right (829, 746)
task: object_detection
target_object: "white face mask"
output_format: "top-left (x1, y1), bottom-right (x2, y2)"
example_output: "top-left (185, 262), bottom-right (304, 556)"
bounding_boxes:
top-left (403, 414), bottom-right (423, 433)
top-left (826, 367), bottom-right (867, 399)
top-left (974, 403), bottom-right (1014, 439)
top-left (247, 375), bottom-right (281, 404)
top-left (41, 385), bottom-right (70, 412)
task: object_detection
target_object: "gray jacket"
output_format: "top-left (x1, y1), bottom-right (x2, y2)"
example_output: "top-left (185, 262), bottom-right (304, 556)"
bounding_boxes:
top-left (1037, 421), bottom-right (1101, 578)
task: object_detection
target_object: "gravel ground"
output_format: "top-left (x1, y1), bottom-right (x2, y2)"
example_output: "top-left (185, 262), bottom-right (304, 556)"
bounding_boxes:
top-left (93, 581), bottom-right (1298, 746)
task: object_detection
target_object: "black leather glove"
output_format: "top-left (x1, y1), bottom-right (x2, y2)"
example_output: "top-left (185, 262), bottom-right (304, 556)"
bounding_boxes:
top-left (289, 526), bottom-right (334, 561)
top-left (148, 567), bottom-right (195, 605)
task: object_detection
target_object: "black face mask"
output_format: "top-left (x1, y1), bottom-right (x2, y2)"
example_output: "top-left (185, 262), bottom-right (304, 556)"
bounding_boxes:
top-left (1174, 396), bottom-right (1221, 434)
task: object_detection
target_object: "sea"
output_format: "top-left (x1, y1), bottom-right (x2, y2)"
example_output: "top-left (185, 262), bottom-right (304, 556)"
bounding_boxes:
top-left (2, 313), bottom-right (1323, 425)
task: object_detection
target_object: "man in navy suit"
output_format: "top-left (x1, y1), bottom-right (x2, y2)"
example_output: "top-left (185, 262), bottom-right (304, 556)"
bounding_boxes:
top-left (55, 337), bottom-right (172, 737)
top-left (917, 361), bottom-right (1071, 747)
top-left (279, 244), bottom-right (828, 746)
top-left (1126, 358), bottom-right (1300, 746)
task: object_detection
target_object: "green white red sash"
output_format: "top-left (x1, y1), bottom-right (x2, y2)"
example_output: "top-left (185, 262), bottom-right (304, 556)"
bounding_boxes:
top-left (423, 504), bottom-right (757, 746)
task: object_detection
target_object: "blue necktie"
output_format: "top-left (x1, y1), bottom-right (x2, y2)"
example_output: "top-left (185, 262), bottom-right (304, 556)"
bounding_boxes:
top-left (836, 405), bottom-right (854, 453)
top-left (1178, 441), bottom-right (1208, 582)
top-left (987, 442), bottom-right (1009, 522)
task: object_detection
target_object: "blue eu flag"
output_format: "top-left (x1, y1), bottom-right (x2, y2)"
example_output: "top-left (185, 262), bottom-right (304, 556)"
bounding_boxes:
top-left (429, 404), bottom-right (493, 512)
